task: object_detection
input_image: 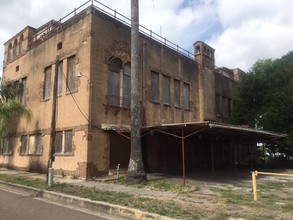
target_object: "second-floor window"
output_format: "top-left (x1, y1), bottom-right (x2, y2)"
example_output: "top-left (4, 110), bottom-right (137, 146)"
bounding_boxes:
top-left (174, 80), bottom-right (180, 108)
top-left (43, 66), bottom-right (52, 100)
top-left (163, 76), bottom-right (170, 105)
top-left (151, 71), bottom-right (159, 102)
top-left (107, 58), bottom-right (131, 108)
top-left (57, 61), bottom-right (63, 96)
top-left (67, 56), bottom-right (76, 93)
top-left (183, 83), bottom-right (190, 110)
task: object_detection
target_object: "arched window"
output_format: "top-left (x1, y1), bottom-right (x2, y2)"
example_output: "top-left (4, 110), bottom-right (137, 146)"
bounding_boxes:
top-left (107, 58), bottom-right (131, 108)
top-left (108, 58), bottom-right (122, 107)
top-left (7, 43), bottom-right (12, 61)
top-left (19, 34), bottom-right (24, 54)
top-left (13, 39), bottom-right (18, 57)
top-left (195, 45), bottom-right (201, 54)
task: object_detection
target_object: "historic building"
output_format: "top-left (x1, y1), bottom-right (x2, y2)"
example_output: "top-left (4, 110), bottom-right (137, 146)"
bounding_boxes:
top-left (0, 1), bottom-right (284, 178)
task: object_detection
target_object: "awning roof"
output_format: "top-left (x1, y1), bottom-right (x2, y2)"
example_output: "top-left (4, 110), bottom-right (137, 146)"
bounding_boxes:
top-left (101, 121), bottom-right (287, 141)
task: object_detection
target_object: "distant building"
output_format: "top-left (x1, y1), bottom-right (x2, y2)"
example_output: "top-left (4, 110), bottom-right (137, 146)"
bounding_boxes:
top-left (0, 2), bottom-right (283, 178)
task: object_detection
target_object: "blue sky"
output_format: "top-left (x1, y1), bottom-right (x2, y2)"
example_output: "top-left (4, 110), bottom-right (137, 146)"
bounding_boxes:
top-left (1, 0), bottom-right (293, 76)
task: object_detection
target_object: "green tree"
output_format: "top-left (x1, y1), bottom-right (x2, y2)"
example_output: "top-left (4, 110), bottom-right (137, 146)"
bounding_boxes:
top-left (0, 80), bottom-right (31, 136)
top-left (231, 52), bottom-right (293, 160)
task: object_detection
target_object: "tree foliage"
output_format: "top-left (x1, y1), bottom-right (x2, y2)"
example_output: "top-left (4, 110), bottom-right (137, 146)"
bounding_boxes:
top-left (231, 52), bottom-right (293, 158)
top-left (0, 80), bottom-right (31, 136)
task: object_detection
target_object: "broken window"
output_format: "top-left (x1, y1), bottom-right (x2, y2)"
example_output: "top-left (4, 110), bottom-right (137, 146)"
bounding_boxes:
top-left (183, 83), bottom-right (190, 110)
top-left (67, 55), bottom-right (76, 93)
top-left (151, 71), bottom-right (159, 102)
top-left (43, 66), bottom-right (51, 100)
top-left (57, 61), bottom-right (63, 96)
top-left (174, 80), bottom-right (180, 107)
top-left (55, 130), bottom-right (73, 154)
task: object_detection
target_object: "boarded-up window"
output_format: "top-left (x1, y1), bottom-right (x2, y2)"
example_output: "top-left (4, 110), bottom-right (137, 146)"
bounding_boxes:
top-left (123, 63), bottom-right (131, 108)
top-left (57, 61), bottom-right (63, 96)
top-left (21, 135), bottom-right (28, 155)
top-left (183, 83), bottom-right (190, 110)
top-left (67, 56), bottom-right (76, 93)
top-left (163, 76), bottom-right (170, 105)
top-left (151, 71), bottom-right (159, 102)
top-left (174, 80), bottom-right (180, 107)
top-left (108, 58), bottom-right (122, 107)
top-left (54, 131), bottom-right (63, 153)
top-left (43, 66), bottom-right (51, 100)
top-left (64, 130), bottom-right (73, 153)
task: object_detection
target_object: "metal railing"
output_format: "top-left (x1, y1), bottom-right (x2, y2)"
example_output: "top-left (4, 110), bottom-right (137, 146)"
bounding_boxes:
top-left (251, 171), bottom-right (293, 201)
top-left (30, 0), bottom-right (195, 60)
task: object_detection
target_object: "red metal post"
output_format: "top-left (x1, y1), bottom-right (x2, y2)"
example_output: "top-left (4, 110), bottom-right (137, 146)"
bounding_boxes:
top-left (181, 129), bottom-right (186, 186)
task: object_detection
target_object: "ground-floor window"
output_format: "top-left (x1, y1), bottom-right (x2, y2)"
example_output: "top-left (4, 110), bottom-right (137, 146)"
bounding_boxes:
top-left (20, 134), bottom-right (42, 155)
top-left (1, 137), bottom-right (12, 155)
top-left (54, 130), bottom-right (73, 154)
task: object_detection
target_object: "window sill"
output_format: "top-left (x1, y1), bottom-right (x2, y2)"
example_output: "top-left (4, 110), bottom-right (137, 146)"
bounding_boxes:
top-left (55, 153), bottom-right (74, 156)
top-left (20, 153), bottom-right (42, 156)
top-left (1, 153), bottom-right (13, 156)
top-left (150, 100), bottom-right (160, 105)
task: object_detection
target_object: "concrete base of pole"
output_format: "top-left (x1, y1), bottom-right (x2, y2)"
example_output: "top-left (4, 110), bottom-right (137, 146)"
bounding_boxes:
top-left (48, 168), bottom-right (54, 187)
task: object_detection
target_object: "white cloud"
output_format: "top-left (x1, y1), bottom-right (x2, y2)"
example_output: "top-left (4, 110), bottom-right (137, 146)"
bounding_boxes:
top-left (1, 0), bottom-right (293, 76)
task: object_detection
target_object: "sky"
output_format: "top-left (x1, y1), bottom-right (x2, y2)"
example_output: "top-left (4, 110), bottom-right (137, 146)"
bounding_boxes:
top-left (1, 0), bottom-right (293, 76)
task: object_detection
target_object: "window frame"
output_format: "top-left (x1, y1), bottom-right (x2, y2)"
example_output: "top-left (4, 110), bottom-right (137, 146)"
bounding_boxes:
top-left (1, 137), bottom-right (13, 155)
top-left (43, 66), bottom-right (52, 100)
top-left (163, 76), bottom-right (170, 105)
top-left (66, 55), bottom-right (77, 94)
top-left (174, 79), bottom-right (180, 108)
top-left (20, 134), bottom-right (43, 156)
top-left (150, 71), bottom-right (159, 103)
top-left (183, 83), bottom-right (190, 110)
top-left (54, 130), bottom-right (73, 155)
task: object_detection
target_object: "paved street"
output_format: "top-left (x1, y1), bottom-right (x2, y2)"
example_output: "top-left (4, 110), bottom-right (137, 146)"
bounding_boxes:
top-left (0, 188), bottom-right (110, 220)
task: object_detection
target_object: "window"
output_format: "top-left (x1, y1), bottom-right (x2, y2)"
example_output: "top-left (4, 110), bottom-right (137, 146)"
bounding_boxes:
top-left (183, 83), bottom-right (190, 110)
top-left (1, 137), bottom-right (12, 155)
top-left (20, 78), bottom-right (27, 106)
top-left (8, 43), bottom-right (12, 61)
top-left (43, 66), bottom-right (52, 100)
top-left (151, 71), bottom-right (159, 102)
top-left (16, 66), bottom-right (19, 72)
top-left (216, 94), bottom-right (221, 116)
top-left (13, 39), bottom-right (18, 57)
top-left (55, 130), bottom-right (73, 154)
top-left (123, 63), bottom-right (131, 108)
top-left (19, 35), bottom-right (24, 54)
top-left (67, 56), bottom-right (76, 93)
top-left (57, 42), bottom-right (62, 50)
top-left (174, 80), bottom-right (180, 107)
top-left (107, 58), bottom-right (131, 108)
top-left (57, 61), bottom-right (63, 96)
top-left (163, 76), bottom-right (170, 105)
top-left (21, 134), bottom-right (42, 155)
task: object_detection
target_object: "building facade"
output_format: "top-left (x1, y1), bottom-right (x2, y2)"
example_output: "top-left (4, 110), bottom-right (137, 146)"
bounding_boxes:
top-left (1, 2), bottom-right (254, 178)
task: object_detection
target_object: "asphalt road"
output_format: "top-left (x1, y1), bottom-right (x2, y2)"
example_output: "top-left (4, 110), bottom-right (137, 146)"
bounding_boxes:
top-left (0, 188), bottom-right (111, 220)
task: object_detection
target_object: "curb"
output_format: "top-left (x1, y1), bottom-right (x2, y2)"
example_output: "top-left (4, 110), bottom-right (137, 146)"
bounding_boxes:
top-left (0, 181), bottom-right (175, 220)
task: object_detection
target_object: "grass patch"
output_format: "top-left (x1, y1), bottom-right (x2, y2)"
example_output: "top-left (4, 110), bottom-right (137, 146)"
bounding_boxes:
top-left (109, 176), bottom-right (199, 193)
top-left (0, 174), bottom-right (46, 188)
top-left (0, 174), bottom-right (200, 219)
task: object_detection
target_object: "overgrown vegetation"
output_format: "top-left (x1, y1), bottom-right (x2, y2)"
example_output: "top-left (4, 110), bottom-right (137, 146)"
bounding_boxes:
top-left (0, 173), bottom-right (292, 219)
top-left (109, 176), bottom-right (199, 193)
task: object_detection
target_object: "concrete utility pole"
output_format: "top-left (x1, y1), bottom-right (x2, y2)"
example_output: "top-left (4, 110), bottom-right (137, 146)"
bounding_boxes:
top-left (47, 55), bottom-right (59, 186)
top-left (126, 0), bottom-right (147, 183)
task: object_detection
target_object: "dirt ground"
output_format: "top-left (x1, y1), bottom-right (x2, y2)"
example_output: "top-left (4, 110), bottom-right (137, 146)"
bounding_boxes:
top-left (146, 168), bottom-right (293, 219)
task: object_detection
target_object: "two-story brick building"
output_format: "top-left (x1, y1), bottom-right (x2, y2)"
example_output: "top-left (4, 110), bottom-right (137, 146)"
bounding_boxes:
top-left (0, 1), bottom-right (285, 178)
